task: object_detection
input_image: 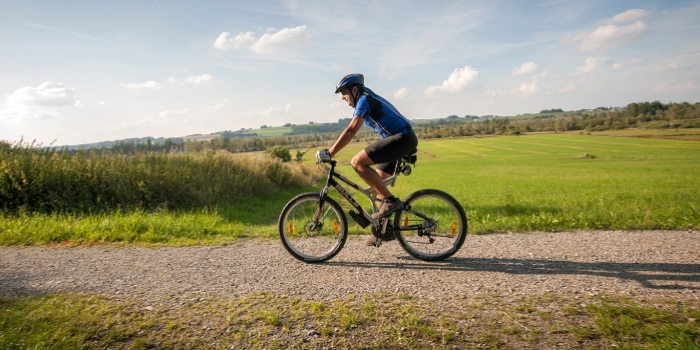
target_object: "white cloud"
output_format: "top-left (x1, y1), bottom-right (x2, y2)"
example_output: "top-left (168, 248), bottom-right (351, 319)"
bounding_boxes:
top-left (167, 74), bottom-right (220, 85)
top-left (609, 9), bottom-right (650, 24)
top-left (394, 87), bottom-right (409, 99)
top-left (214, 26), bottom-right (313, 54)
top-left (252, 26), bottom-right (313, 53)
top-left (185, 74), bottom-right (217, 84)
top-left (124, 75), bottom-right (218, 91)
top-left (612, 58), bottom-right (642, 70)
top-left (518, 80), bottom-right (539, 95)
top-left (573, 21), bottom-right (647, 51)
top-left (425, 66), bottom-right (479, 96)
top-left (564, 9), bottom-right (650, 51)
top-left (204, 101), bottom-right (227, 112)
top-left (512, 61), bottom-right (538, 75)
top-left (653, 63), bottom-right (680, 73)
top-left (575, 57), bottom-right (606, 75)
top-left (120, 81), bottom-right (160, 90)
top-left (7, 81), bottom-right (78, 107)
top-left (214, 32), bottom-right (255, 51)
top-left (1, 81), bottom-right (79, 123)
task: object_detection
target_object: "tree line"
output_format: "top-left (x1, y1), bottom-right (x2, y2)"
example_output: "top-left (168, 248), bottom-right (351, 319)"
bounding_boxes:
top-left (414, 101), bottom-right (700, 139)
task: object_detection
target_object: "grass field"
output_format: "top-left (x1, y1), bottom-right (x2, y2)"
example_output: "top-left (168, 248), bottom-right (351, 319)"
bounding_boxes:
top-left (584, 127), bottom-right (700, 141)
top-left (333, 133), bottom-right (700, 234)
top-left (255, 126), bottom-right (292, 137)
top-left (2, 133), bottom-right (699, 245)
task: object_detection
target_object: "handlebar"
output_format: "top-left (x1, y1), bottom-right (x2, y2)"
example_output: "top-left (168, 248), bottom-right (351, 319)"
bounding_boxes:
top-left (317, 159), bottom-right (337, 166)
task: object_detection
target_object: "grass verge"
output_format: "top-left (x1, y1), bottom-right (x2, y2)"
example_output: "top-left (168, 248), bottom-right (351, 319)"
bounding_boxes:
top-left (1, 293), bottom-right (698, 349)
top-left (0, 186), bottom-right (317, 246)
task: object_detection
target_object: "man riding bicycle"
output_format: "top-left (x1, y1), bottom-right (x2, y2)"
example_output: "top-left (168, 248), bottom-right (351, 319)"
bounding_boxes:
top-left (316, 73), bottom-right (418, 244)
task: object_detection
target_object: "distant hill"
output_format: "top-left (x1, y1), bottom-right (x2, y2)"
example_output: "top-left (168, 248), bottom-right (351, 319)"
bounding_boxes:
top-left (61, 107), bottom-right (631, 150)
top-left (63, 136), bottom-right (185, 150)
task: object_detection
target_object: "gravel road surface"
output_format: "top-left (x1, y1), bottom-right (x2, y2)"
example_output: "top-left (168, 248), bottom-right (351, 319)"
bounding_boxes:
top-left (1, 231), bottom-right (699, 302)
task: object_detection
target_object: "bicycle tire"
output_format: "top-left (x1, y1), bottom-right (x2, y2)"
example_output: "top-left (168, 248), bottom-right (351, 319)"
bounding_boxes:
top-left (278, 192), bottom-right (348, 263)
top-left (394, 189), bottom-right (467, 261)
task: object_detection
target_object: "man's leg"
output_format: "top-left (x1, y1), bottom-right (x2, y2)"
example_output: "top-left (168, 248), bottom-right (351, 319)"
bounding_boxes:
top-left (350, 150), bottom-right (393, 199)
top-left (351, 150), bottom-right (404, 220)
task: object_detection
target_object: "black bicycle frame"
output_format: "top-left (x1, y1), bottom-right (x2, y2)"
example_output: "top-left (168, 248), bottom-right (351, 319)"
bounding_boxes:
top-left (319, 160), bottom-right (374, 221)
top-left (315, 157), bottom-right (431, 234)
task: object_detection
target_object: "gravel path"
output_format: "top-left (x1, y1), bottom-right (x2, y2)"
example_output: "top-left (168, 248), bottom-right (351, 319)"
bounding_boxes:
top-left (1, 230), bottom-right (699, 302)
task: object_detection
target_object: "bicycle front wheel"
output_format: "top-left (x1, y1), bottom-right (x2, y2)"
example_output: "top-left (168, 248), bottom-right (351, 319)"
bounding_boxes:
top-left (394, 189), bottom-right (467, 261)
top-left (278, 192), bottom-right (348, 263)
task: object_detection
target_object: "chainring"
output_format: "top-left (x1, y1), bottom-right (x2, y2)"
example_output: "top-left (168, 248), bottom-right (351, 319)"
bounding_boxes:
top-left (372, 218), bottom-right (396, 241)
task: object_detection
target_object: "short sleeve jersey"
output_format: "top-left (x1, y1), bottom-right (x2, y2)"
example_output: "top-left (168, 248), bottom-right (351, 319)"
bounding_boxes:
top-left (353, 88), bottom-right (412, 138)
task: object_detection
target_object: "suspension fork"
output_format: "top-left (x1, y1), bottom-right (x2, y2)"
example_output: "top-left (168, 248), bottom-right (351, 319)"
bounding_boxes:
top-left (313, 162), bottom-right (336, 224)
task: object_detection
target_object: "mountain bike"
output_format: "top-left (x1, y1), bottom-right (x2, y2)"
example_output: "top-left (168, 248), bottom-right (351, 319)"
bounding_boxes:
top-left (278, 151), bottom-right (468, 263)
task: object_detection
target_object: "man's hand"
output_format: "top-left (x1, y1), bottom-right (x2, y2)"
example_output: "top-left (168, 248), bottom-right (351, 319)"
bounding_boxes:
top-left (315, 149), bottom-right (332, 163)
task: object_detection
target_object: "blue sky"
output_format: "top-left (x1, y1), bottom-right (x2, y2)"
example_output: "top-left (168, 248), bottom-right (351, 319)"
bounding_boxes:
top-left (1, 0), bottom-right (699, 146)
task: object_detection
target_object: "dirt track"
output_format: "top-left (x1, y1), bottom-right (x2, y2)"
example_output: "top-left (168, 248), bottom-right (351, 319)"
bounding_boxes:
top-left (1, 230), bottom-right (699, 302)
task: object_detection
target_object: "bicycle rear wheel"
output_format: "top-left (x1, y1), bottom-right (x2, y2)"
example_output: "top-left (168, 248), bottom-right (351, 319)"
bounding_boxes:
top-left (394, 189), bottom-right (467, 261)
top-left (278, 192), bottom-right (348, 263)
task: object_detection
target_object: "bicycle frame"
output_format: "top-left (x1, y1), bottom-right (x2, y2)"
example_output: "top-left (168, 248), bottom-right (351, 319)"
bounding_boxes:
top-left (317, 160), bottom-right (400, 227)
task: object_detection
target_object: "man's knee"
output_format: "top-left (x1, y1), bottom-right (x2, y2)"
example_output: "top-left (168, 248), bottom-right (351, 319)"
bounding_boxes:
top-left (350, 155), bottom-right (363, 171)
top-left (351, 151), bottom-right (372, 171)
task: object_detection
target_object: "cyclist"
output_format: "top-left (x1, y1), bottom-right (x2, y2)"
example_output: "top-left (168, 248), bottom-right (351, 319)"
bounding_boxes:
top-left (316, 73), bottom-right (417, 244)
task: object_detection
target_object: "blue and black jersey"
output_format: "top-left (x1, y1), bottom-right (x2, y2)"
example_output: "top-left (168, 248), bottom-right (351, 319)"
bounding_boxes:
top-left (352, 87), bottom-right (412, 138)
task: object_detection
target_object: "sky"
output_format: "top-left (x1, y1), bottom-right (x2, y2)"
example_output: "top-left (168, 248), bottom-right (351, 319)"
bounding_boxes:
top-left (1, 0), bottom-right (699, 146)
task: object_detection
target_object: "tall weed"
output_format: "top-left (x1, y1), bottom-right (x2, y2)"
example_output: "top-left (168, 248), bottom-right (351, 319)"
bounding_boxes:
top-left (0, 141), bottom-right (318, 213)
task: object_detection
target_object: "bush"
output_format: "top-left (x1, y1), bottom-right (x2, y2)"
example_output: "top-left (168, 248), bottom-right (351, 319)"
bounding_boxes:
top-left (268, 146), bottom-right (292, 162)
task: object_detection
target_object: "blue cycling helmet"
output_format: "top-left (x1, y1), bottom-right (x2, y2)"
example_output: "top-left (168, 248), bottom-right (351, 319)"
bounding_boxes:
top-left (335, 73), bottom-right (364, 93)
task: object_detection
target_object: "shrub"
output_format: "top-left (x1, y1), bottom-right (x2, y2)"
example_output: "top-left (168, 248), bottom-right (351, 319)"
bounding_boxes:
top-left (268, 146), bottom-right (292, 162)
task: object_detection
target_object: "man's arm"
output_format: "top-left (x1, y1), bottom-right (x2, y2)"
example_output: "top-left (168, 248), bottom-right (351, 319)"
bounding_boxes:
top-left (329, 116), bottom-right (364, 157)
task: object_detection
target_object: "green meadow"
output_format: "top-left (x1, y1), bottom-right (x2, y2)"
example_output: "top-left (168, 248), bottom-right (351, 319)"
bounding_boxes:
top-left (335, 133), bottom-right (700, 234)
top-left (254, 126), bottom-right (293, 137)
top-left (1, 133), bottom-right (699, 245)
top-left (447, 133), bottom-right (700, 231)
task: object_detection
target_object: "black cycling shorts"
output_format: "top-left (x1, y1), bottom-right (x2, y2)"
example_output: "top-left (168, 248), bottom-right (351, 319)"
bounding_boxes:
top-left (364, 131), bottom-right (418, 174)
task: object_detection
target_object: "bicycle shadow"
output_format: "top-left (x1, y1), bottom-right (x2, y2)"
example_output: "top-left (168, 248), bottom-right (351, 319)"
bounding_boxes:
top-left (327, 257), bottom-right (700, 291)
